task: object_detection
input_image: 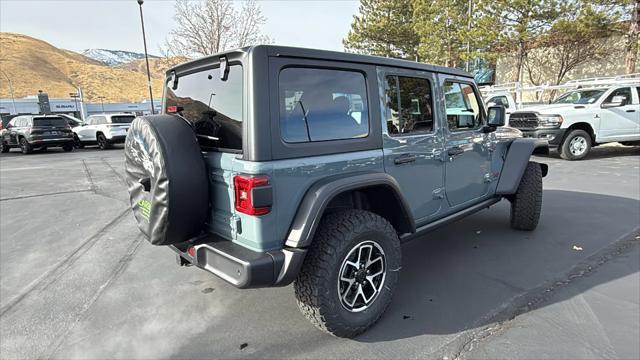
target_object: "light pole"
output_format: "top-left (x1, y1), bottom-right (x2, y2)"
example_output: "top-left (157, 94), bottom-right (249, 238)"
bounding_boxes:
top-left (0, 69), bottom-right (17, 114)
top-left (137, 0), bottom-right (155, 114)
top-left (69, 92), bottom-right (80, 117)
top-left (465, 0), bottom-right (473, 73)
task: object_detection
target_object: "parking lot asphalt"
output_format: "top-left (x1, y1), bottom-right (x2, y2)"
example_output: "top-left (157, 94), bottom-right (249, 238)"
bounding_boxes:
top-left (0, 144), bottom-right (639, 359)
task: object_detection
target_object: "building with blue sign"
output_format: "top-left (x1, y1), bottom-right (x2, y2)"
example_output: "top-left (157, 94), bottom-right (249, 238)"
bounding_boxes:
top-left (0, 96), bottom-right (162, 120)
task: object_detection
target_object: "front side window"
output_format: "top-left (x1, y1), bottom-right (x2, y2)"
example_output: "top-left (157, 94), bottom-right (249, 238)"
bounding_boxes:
top-left (385, 75), bottom-right (434, 135)
top-left (444, 81), bottom-right (482, 131)
top-left (279, 67), bottom-right (369, 143)
top-left (165, 64), bottom-right (243, 151)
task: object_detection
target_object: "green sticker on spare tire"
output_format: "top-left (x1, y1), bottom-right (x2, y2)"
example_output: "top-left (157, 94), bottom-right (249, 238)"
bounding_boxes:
top-left (138, 199), bottom-right (151, 222)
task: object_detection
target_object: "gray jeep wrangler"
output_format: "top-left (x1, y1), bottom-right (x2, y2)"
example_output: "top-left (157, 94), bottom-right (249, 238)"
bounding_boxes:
top-left (124, 46), bottom-right (547, 338)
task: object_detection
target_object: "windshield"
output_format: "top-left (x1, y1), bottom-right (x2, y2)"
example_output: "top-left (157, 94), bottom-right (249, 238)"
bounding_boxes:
top-left (552, 89), bottom-right (607, 104)
top-left (164, 64), bottom-right (243, 151)
top-left (110, 115), bottom-right (135, 124)
top-left (33, 117), bottom-right (68, 127)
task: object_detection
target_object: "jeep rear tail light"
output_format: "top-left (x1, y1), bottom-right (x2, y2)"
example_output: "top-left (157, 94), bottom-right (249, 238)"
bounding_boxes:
top-left (233, 175), bottom-right (270, 216)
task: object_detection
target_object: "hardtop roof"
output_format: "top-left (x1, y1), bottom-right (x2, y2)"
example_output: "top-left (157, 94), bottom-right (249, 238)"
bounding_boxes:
top-left (167, 45), bottom-right (473, 79)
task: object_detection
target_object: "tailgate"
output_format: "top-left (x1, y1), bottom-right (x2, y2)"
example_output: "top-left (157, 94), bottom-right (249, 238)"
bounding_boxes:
top-left (203, 152), bottom-right (238, 240)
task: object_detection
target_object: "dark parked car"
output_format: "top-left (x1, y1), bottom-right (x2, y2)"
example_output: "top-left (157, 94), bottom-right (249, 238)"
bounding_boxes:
top-left (124, 45), bottom-right (548, 337)
top-left (1, 115), bottom-right (75, 154)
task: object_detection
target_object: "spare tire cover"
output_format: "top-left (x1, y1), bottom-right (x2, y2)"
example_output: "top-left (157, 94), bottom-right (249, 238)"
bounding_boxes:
top-left (124, 115), bottom-right (209, 245)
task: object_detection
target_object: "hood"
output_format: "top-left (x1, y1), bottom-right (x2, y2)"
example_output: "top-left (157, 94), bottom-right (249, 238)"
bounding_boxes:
top-left (514, 103), bottom-right (585, 114)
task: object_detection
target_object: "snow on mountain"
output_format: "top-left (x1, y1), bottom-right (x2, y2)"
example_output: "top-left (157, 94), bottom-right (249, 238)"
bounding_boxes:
top-left (82, 49), bottom-right (159, 66)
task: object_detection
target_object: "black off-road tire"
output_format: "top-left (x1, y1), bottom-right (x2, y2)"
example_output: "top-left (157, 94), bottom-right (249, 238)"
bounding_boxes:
top-left (20, 138), bottom-right (32, 154)
top-left (1, 142), bottom-right (10, 153)
top-left (62, 144), bottom-right (73, 152)
top-left (294, 209), bottom-right (401, 338)
top-left (97, 133), bottom-right (110, 150)
top-left (510, 162), bottom-right (543, 231)
top-left (559, 129), bottom-right (591, 160)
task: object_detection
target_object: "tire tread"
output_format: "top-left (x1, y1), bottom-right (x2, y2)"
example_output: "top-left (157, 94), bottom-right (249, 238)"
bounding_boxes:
top-left (294, 209), bottom-right (400, 338)
top-left (510, 162), bottom-right (543, 230)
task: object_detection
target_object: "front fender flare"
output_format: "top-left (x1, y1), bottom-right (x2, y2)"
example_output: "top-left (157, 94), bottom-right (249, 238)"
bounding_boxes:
top-left (496, 138), bottom-right (548, 195)
top-left (284, 172), bottom-right (415, 248)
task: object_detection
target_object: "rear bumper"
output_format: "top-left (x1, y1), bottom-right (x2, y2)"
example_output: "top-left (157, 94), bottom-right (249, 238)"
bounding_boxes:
top-left (106, 135), bottom-right (127, 143)
top-left (520, 128), bottom-right (565, 147)
top-left (171, 235), bottom-right (307, 289)
top-left (29, 138), bottom-right (74, 147)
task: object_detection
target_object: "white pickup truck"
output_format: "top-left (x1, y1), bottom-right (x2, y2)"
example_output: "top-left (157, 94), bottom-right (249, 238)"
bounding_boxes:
top-left (505, 85), bottom-right (640, 160)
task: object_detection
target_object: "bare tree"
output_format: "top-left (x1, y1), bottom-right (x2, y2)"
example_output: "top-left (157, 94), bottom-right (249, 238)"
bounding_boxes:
top-left (624, 0), bottom-right (639, 73)
top-left (163, 0), bottom-right (271, 58)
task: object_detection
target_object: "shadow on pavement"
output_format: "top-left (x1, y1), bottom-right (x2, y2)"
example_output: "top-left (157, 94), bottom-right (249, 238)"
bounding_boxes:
top-left (50, 189), bottom-right (639, 359)
top-left (357, 189), bottom-right (639, 343)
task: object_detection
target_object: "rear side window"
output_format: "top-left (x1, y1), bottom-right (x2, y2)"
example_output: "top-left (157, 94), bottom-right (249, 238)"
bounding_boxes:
top-left (605, 87), bottom-right (632, 106)
top-left (90, 116), bottom-right (107, 125)
top-left (444, 81), bottom-right (482, 131)
top-left (110, 115), bottom-right (135, 124)
top-left (385, 75), bottom-right (434, 135)
top-left (279, 67), bottom-right (369, 143)
top-left (165, 64), bottom-right (243, 151)
top-left (33, 117), bottom-right (67, 127)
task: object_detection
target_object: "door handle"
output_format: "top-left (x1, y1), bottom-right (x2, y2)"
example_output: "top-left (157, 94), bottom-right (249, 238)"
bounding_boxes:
top-left (393, 154), bottom-right (417, 165)
top-left (448, 146), bottom-right (464, 156)
top-left (626, 109), bottom-right (636, 113)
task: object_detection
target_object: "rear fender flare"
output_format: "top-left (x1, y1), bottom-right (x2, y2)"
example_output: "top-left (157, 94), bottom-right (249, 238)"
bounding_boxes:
top-left (284, 172), bottom-right (415, 248)
top-left (496, 138), bottom-right (547, 195)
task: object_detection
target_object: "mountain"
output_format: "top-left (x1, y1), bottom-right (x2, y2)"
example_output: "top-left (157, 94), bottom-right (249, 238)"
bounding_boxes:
top-left (82, 48), bottom-right (160, 66)
top-left (0, 33), bottom-right (183, 103)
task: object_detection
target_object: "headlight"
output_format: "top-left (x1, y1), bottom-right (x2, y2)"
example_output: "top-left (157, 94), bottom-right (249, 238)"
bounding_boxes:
top-left (538, 115), bottom-right (563, 128)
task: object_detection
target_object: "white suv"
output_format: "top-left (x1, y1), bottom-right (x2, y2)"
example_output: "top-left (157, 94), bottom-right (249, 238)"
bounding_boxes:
top-left (73, 113), bottom-right (135, 149)
top-left (508, 85), bottom-right (640, 160)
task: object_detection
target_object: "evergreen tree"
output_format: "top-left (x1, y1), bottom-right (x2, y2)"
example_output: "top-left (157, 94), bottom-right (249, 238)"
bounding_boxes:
top-left (343, 0), bottom-right (420, 60)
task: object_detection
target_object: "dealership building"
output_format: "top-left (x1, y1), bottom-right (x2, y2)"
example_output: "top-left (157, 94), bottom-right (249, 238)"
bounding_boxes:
top-left (0, 96), bottom-right (161, 120)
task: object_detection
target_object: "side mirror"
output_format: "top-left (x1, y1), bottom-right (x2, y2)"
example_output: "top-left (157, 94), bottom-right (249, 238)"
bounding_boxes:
top-left (487, 105), bottom-right (506, 127)
top-left (601, 95), bottom-right (625, 109)
top-left (487, 102), bottom-right (496, 107)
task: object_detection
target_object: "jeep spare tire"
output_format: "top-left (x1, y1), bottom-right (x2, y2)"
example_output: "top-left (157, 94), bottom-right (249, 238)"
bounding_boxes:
top-left (124, 115), bottom-right (209, 246)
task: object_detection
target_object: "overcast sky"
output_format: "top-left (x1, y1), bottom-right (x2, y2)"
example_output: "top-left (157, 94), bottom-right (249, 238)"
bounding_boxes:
top-left (0, 0), bottom-right (360, 55)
